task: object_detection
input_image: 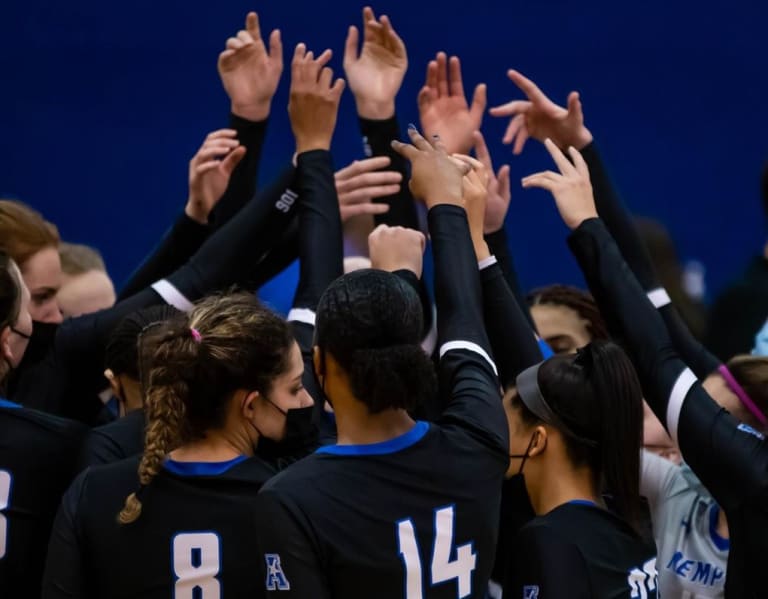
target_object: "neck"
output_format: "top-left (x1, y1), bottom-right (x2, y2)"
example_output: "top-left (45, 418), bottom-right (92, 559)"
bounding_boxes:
top-left (716, 506), bottom-right (730, 539)
top-left (527, 463), bottom-right (600, 516)
top-left (170, 427), bottom-right (254, 463)
top-left (334, 405), bottom-right (416, 446)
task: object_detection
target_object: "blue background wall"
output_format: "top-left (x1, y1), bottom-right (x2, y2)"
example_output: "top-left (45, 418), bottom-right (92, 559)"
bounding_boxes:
top-left (2, 0), bottom-right (766, 309)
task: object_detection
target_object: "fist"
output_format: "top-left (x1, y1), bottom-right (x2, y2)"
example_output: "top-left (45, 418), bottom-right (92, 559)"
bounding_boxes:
top-left (368, 225), bottom-right (426, 279)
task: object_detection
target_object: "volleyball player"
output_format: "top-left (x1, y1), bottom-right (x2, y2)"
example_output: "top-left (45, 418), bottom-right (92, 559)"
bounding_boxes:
top-left (253, 127), bottom-right (508, 598)
top-left (0, 252), bottom-right (86, 597)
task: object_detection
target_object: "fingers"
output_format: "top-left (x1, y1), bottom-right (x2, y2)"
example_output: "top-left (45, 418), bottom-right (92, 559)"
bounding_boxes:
top-left (567, 91), bottom-right (582, 118)
top-left (330, 78), bottom-right (346, 100)
top-left (448, 56), bottom-right (465, 97)
top-left (293, 42), bottom-right (307, 64)
top-left (268, 29), bottom-right (283, 67)
top-left (568, 146), bottom-right (589, 179)
top-left (497, 164), bottom-right (511, 199)
top-left (237, 30), bottom-right (254, 46)
top-left (194, 145), bottom-right (240, 164)
top-left (507, 69), bottom-right (548, 104)
top-left (380, 15), bottom-right (405, 55)
top-left (436, 52), bottom-right (449, 97)
top-left (319, 67), bottom-right (333, 89)
top-left (488, 99), bottom-right (532, 117)
top-left (339, 184), bottom-right (401, 205)
top-left (391, 139), bottom-right (419, 161)
top-left (512, 127), bottom-right (529, 156)
top-left (334, 156), bottom-right (392, 180)
top-left (472, 130), bottom-right (494, 172)
top-left (521, 170), bottom-right (560, 191)
top-left (220, 145), bottom-right (247, 174)
top-left (226, 37), bottom-right (245, 50)
top-left (502, 114), bottom-right (525, 145)
top-left (407, 126), bottom-right (435, 152)
top-left (245, 12), bottom-right (261, 40)
top-left (204, 129), bottom-right (238, 141)
top-left (543, 138), bottom-right (575, 174)
top-left (452, 153), bottom-right (484, 172)
top-left (469, 83), bottom-right (487, 121)
top-left (425, 60), bottom-right (438, 92)
top-left (341, 203), bottom-right (390, 220)
top-left (336, 171), bottom-right (403, 194)
top-left (344, 25), bottom-right (359, 68)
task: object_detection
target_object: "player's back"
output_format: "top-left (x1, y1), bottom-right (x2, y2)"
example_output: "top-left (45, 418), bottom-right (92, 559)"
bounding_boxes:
top-left (43, 455), bottom-right (278, 598)
top-left (0, 400), bottom-right (86, 597)
top-left (256, 419), bottom-right (508, 599)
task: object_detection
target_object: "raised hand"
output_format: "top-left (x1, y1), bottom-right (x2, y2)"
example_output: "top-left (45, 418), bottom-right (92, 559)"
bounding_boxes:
top-left (335, 156), bottom-right (402, 221)
top-left (391, 126), bottom-right (470, 209)
top-left (368, 224), bottom-right (426, 278)
top-left (453, 154), bottom-right (490, 259)
top-left (218, 12), bottom-right (283, 122)
top-left (489, 70), bottom-right (593, 155)
top-left (417, 52), bottom-right (486, 155)
top-left (288, 44), bottom-right (346, 154)
top-left (344, 6), bottom-right (407, 119)
top-left (522, 138), bottom-right (597, 230)
top-left (472, 130), bottom-right (511, 233)
top-left (186, 130), bottom-right (247, 224)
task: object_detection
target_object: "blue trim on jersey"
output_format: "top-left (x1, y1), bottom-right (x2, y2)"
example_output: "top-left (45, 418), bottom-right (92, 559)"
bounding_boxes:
top-left (567, 499), bottom-right (598, 508)
top-left (163, 455), bottom-right (248, 476)
top-left (537, 338), bottom-right (554, 359)
top-left (708, 504), bottom-right (730, 551)
top-left (316, 421), bottom-right (429, 456)
top-left (0, 398), bottom-right (21, 409)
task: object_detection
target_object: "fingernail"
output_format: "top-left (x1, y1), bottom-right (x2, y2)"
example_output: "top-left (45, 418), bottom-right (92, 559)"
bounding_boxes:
top-left (407, 123), bottom-right (416, 130)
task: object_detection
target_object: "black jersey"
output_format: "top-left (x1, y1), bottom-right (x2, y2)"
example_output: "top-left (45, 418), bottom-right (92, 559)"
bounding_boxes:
top-left (254, 204), bottom-right (509, 599)
top-left (42, 455), bottom-right (277, 598)
top-left (0, 400), bottom-right (86, 597)
top-left (505, 502), bottom-right (658, 599)
top-left (78, 408), bottom-right (145, 470)
top-left (569, 217), bottom-right (768, 598)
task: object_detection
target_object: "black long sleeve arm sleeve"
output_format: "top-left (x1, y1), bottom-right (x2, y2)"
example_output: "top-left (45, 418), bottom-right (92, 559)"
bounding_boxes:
top-left (484, 227), bottom-right (538, 333)
top-left (582, 142), bottom-right (719, 378)
top-left (568, 217), bottom-right (768, 599)
top-left (358, 116), bottom-right (419, 231)
top-left (481, 259), bottom-right (543, 389)
top-left (429, 205), bottom-right (507, 453)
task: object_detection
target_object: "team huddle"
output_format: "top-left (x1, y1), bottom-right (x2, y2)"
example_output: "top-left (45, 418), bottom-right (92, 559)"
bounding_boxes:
top-left (2, 6), bottom-right (768, 599)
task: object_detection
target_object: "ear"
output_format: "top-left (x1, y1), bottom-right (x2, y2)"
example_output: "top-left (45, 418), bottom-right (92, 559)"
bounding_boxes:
top-left (240, 389), bottom-right (262, 417)
top-left (104, 368), bottom-right (123, 399)
top-left (312, 346), bottom-right (324, 376)
top-left (1, 326), bottom-right (11, 363)
top-left (528, 425), bottom-right (548, 458)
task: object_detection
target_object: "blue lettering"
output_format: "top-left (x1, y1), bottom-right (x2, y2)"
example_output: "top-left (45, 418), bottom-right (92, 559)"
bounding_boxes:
top-left (666, 551), bottom-right (683, 570)
top-left (675, 560), bottom-right (693, 577)
top-left (711, 568), bottom-right (725, 586)
top-left (691, 561), bottom-right (711, 584)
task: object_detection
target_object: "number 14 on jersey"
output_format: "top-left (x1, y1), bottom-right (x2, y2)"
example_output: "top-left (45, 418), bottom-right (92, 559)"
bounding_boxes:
top-left (397, 505), bottom-right (476, 599)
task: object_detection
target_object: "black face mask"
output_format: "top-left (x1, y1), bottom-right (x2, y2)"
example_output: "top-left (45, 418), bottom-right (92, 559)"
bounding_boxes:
top-left (6, 320), bottom-right (58, 396)
top-left (256, 405), bottom-right (318, 460)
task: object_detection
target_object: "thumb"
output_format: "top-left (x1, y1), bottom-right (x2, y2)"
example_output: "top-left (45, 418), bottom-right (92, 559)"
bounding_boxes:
top-left (567, 91), bottom-right (582, 118)
top-left (470, 83), bottom-right (487, 121)
top-left (221, 146), bottom-right (247, 175)
top-left (343, 25), bottom-right (359, 70)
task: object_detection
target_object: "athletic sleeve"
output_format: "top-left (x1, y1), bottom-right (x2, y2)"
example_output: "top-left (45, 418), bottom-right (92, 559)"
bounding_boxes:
top-left (582, 142), bottom-right (720, 378)
top-left (41, 471), bottom-right (87, 599)
top-left (484, 227), bottom-right (537, 332)
top-left (640, 449), bottom-right (680, 515)
top-left (254, 489), bottom-right (332, 599)
top-left (480, 258), bottom-right (542, 388)
top-left (118, 213), bottom-right (209, 301)
top-left (77, 430), bottom-right (124, 471)
top-left (429, 204), bottom-right (508, 455)
top-left (209, 114), bottom-right (268, 228)
top-left (504, 523), bottom-right (592, 599)
top-left (358, 115), bottom-right (419, 231)
top-left (568, 217), bottom-right (768, 510)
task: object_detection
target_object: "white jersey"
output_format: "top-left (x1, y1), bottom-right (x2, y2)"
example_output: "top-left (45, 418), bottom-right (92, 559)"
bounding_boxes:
top-left (641, 450), bottom-right (728, 598)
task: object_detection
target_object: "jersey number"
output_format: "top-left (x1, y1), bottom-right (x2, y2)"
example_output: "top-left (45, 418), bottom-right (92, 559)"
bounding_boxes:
top-left (0, 470), bottom-right (10, 559)
top-left (397, 505), bottom-right (476, 599)
top-left (173, 532), bottom-right (221, 599)
top-left (628, 558), bottom-right (657, 599)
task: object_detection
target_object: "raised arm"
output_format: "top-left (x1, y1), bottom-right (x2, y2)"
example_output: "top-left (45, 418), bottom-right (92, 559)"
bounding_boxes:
top-left (492, 69), bottom-right (719, 377)
top-left (393, 127), bottom-right (507, 452)
top-left (524, 139), bottom-right (768, 510)
top-left (343, 7), bottom-right (417, 230)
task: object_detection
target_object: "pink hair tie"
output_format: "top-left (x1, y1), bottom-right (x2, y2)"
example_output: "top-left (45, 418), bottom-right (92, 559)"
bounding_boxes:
top-left (190, 327), bottom-right (202, 343)
top-left (718, 364), bottom-right (767, 426)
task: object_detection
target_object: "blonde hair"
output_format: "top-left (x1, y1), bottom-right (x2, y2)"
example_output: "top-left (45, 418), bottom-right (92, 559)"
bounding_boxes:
top-left (117, 292), bottom-right (294, 524)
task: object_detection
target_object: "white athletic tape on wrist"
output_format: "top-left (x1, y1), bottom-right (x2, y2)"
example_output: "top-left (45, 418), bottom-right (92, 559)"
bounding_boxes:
top-left (151, 280), bottom-right (194, 312)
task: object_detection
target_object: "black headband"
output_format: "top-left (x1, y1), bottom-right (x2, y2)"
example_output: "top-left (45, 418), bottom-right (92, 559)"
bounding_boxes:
top-left (515, 362), bottom-right (598, 448)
